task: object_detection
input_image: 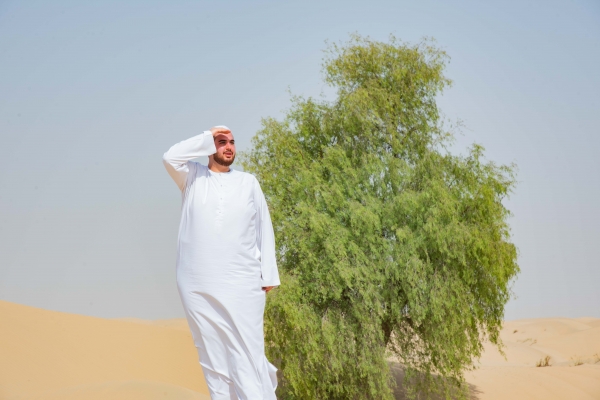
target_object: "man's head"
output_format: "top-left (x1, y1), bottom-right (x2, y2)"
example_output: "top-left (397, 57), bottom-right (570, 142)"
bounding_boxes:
top-left (210, 126), bottom-right (236, 167)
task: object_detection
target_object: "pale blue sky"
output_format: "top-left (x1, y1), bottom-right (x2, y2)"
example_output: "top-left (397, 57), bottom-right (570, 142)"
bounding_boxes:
top-left (1, 0), bottom-right (599, 319)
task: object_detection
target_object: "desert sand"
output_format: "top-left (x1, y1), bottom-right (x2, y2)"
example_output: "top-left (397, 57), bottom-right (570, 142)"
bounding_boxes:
top-left (0, 300), bottom-right (210, 400)
top-left (1, 300), bottom-right (599, 399)
top-left (465, 318), bottom-right (600, 399)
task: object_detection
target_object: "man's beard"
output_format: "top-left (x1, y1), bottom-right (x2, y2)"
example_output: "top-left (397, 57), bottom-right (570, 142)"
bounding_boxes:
top-left (213, 152), bottom-right (235, 167)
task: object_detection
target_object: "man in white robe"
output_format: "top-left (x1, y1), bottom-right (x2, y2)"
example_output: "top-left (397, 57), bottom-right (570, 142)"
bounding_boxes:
top-left (162, 126), bottom-right (280, 400)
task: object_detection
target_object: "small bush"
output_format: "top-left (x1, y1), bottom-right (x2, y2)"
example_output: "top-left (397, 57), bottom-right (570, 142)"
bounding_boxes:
top-left (535, 355), bottom-right (551, 367)
top-left (570, 356), bottom-right (584, 366)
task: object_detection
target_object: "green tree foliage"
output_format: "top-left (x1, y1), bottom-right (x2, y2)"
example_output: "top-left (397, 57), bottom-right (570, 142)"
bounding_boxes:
top-left (241, 35), bottom-right (519, 399)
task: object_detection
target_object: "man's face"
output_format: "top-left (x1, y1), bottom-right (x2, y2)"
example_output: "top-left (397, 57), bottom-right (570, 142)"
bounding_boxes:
top-left (213, 132), bottom-right (236, 167)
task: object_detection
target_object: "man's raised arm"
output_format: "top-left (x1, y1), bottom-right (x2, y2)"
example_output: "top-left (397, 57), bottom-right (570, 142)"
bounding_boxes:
top-left (162, 127), bottom-right (228, 190)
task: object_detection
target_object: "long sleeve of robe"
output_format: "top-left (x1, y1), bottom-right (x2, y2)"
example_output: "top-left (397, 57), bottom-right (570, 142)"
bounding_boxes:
top-left (163, 132), bottom-right (280, 400)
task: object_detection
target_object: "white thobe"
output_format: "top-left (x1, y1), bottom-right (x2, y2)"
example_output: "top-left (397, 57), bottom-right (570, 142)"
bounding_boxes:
top-left (163, 131), bottom-right (280, 400)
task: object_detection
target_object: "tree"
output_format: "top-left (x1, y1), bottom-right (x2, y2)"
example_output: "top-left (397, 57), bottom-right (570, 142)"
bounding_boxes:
top-left (240, 35), bottom-right (519, 399)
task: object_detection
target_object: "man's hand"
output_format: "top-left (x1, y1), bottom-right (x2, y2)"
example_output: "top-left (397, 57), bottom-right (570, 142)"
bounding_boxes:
top-left (210, 126), bottom-right (231, 137)
top-left (262, 286), bottom-right (275, 293)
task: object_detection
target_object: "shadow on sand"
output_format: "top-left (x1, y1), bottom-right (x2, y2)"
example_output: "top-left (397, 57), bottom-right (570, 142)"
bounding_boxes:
top-left (389, 363), bottom-right (482, 400)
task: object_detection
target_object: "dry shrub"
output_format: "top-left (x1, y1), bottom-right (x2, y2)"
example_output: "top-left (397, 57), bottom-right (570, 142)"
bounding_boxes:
top-left (535, 355), bottom-right (551, 367)
top-left (570, 356), bottom-right (584, 366)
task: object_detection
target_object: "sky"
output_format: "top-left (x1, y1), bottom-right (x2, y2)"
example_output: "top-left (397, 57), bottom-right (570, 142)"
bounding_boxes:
top-left (0, 0), bottom-right (599, 320)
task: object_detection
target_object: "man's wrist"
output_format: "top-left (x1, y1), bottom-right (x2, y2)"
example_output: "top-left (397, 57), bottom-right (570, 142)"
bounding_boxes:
top-left (261, 281), bottom-right (280, 287)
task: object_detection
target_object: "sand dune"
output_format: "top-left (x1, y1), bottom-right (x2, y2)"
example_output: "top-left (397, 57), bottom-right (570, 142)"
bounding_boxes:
top-left (1, 300), bottom-right (599, 399)
top-left (0, 301), bottom-right (209, 400)
top-left (7, 381), bottom-right (209, 400)
top-left (465, 318), bottom-right (600, 399)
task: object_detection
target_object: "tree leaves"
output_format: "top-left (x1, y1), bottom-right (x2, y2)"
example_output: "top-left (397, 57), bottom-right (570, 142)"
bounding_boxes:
top-left (241, 35), bottom-right (518, 399)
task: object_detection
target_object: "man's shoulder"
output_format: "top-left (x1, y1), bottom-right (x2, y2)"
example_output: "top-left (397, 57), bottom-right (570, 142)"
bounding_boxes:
top-left (233, 169), bottom-right (265, 189)
top-left (233, 169), bottom-right (260, 183)
top-left (188, 162), bottom-right (217, 174)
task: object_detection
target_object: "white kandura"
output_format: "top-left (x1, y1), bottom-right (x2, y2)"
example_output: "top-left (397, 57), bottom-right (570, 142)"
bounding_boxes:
top-left (163, 131), bottom-right (280, 400)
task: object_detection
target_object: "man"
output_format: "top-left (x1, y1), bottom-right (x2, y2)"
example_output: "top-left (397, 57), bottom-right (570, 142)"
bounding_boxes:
top-left (162, 125), bottom-right (280, 400)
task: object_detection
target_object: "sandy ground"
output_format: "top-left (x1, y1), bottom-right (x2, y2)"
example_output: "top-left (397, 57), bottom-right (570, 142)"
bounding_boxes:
top-left (1, 300), bottom-right (599, 399)
top-left (0, 300), bottom-right (210, 400)
top-left (464, 318), bottom-right (600, 400)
